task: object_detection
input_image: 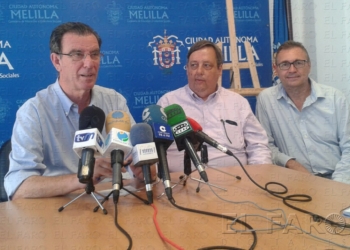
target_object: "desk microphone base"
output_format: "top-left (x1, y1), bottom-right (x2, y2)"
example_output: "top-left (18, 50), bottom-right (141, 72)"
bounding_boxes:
top-left (179, 173), bottom-right (228, 192)
top-left (194, 164), bottom-right (241, 192)
top-left (58, 182), bottom-right (108, 214)
top-left (93, 186), bottom-right (150, 213)
top-left (157, 172), bottom-right (227, 199)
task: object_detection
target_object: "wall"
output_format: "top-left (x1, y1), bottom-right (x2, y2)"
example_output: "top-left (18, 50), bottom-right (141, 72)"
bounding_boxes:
top-left (290, 0), bottom-right (350, 97)
top-left (0, 0), bottom-right (271, 146)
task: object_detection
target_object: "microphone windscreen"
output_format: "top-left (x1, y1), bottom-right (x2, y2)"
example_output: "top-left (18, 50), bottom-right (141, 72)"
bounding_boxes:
top-left (105, 110), bottom-right (131, 133)
top-left (142, 104), bottom-right (167, 124)
top-left (164, 104), bottom-right (187, 126)
top-left (130, 123), bottom-right (154, 146)
top-left (187, 117), bottom-right (203, 132)
top-left (79, 105), bottom-right (105, 132)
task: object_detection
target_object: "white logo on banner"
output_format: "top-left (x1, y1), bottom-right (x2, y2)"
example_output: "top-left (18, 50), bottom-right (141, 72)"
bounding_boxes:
top-left (106, 1), bottom-right (122, 25)
top-left (0, 40), bottom-right (20, 79)
top-left (127, 5), bottom-right (170, 23)
top-left (148, 30), bottom-right (184, 71)
top-left (208, 2), bottom-right (221, 25)
top-left (234, 5), bottom-right (261, 22)
top-left (8, 4), bottom-right (61, 24)
top-left (0, 52), bottom-right (13, 70)
top-left (100, 50), bottom-right (122, 68)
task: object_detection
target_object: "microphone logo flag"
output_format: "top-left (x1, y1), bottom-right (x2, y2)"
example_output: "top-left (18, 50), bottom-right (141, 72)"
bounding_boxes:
top-left (117, 131), bottom-right (129, 142)
top-left (171, 120), bottom-right (191, 136)
top-left (160, 125), bottom-right (166, 132)
top-left (75, 133), bottom-right (95, 142)
top-left (96, 135), bottom-right (104, 147)
top-left (74, 132), bottom-right (104, 148)
top-left (73, 128), bottom-right (105, 158)
top-left (152, 122), bottom-right (173, 140)
top-left (142, 105), bottom-right (167, 124)
top-left (103, 128), bottom-right (132, 157)
top-left (142, 108), bottom-right (151, 122)
top-left (139, 146), bottom-right (156, 155)
top-left (132, 142), bottom-right (158, 166)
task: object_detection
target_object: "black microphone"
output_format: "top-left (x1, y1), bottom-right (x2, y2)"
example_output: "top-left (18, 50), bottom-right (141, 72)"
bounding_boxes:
top-left (142, 104), bottom-right (174, 200)
top-left (74, 105), bottom-right (105, 184)
top-left (189, 117), bottom-right (241, 180)
top-left (111, 149), bottom-right (123, 202)
top-left (130, 123), bottom-right (158, 204)
top-left (164, 104), bottom-right (208, 182)
top-left (201, 145), bottom-right (209, 164)
top-left (188, 117), bottom-right (233, 156)
top-left (183, 151), bottom-right (192, 176)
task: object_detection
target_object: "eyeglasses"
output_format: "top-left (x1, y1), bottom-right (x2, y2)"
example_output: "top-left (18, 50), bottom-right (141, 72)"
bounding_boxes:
top-left (188, 62), bottom-right (214, 70)
top-left (277, 60), bottom-right (308, 70)
top-left (56, 51), bottom-right (103, 61)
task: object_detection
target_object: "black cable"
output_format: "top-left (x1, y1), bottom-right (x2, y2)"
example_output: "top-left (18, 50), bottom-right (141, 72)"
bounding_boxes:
top-left (123, 187), bottom-right (150, 205)
top-left (227, 150), bottom-right (350, 231)
top-left (114, 204), bottom-right (132, 250)
top-left (168, 198), bottom-right (257, 250)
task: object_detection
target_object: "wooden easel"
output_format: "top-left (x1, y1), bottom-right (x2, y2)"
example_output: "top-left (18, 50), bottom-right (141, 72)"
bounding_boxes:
top-left (218, 0), bottom-right (265, 96)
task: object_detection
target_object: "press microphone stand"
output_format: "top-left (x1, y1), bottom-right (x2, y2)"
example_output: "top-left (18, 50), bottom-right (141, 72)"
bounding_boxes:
top-left (195, 145), bottom-right (241, 192)
top-left (58, 179), bottom-right (108, 214)
top-left (183, 150), bottom-right (227, 192)
top-left (93, 175), bottom-right (150, 213)
top-left (160, 150), bottom-right (228, 197)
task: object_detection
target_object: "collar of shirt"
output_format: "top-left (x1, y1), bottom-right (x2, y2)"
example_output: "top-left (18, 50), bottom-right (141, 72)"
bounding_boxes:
top-left (53, 79), bottom-right (99, 116)
top-left (53, 79), bottom-right (75, 116)
top-left (276, 78), bottom-right (326, 108)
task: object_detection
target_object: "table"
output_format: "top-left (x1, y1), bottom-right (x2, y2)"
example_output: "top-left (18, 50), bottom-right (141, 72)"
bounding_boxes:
top-left (1, 165), bottom-right (350, 249)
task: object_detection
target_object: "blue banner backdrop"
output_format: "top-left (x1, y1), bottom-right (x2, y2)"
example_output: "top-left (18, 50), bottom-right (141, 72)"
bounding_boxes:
top-left (272, 0), bottom-right (288, 85)
top-left (273, 0), bottom-right (288, 52)
top-left (0, 0), bottom-right (271, 146)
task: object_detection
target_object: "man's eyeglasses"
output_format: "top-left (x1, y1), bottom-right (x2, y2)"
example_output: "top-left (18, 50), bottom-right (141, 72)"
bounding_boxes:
top-left (188, 62), bottom-right (214, 70)
top-left (277, 60), bottom-right (308, 70)
top-left (56, 51), bottom-right (103, 61)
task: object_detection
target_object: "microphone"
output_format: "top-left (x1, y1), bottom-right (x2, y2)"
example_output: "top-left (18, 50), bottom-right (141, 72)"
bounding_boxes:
top-left (188, 117), bottom-right (241, 180)
top-left (164, 104), bottom-right (208, 182)
top-left (103, 110), bottom-right (133, 204)
top-left (187, 117), bottom-right (233, 156)
top-left (73, 105), bottom-right (106, 184)
top-left (142, 104), bottom-right (174, 200)
top-left (130, 123), bottom-right (158, 204)
top-left (201, 144), bottom-right (209, 164)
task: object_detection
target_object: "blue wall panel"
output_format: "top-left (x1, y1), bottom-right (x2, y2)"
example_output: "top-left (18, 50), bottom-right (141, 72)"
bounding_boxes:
top-left (0, 0), bottom-right (271, 146)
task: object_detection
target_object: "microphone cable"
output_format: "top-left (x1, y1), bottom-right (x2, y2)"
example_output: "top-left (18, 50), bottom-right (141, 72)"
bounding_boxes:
top-left (94, 164), bottom-right (151, 250)
top-left (110, 185), bottom-right (151, 250)
top-left (225, 150), bottom-right (350, 236)
top-left (151, 203), bottom-right (185, 250)
top-left (168, 198), bottom-right (256, 250)
top-left (207, 182), bottom-right (350, 249)
top-left (113, 203), bottom-right (132, 250)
